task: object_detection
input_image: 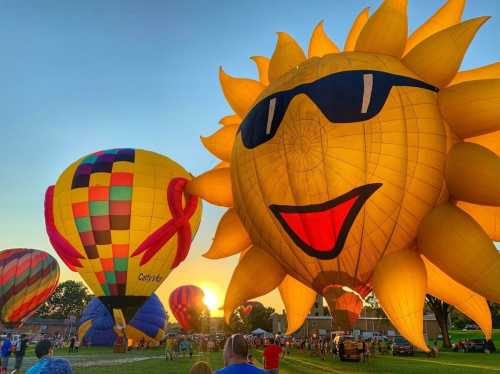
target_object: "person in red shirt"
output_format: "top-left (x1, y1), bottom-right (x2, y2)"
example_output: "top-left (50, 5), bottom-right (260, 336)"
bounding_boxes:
top-left (263, 338), bottom-right (283, 374)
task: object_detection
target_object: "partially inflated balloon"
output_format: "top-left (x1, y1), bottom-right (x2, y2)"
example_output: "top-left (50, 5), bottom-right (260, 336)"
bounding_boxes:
top-left (77, 298), bottom-right (116, 346)
top-left (239, 301), bottom-right (263, 316)
top-left (126, 294), bottom-right (167, 344)
top-left (0, 248), bottom-right (59, 327)
top-left (169, 285), bottom-right (207, 332)
top-left (78, 294), bottom-right (167, 346)
top-left (45, 148), bottom-right (202, 320)
top-left (240, 305), bottom-right (252, 316)
top-left (331, 292), bottom-right (364, 330)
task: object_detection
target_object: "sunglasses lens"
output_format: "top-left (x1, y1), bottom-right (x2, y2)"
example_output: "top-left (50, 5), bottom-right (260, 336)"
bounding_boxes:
top-left (239, 71), bottom-right (436, 149)
top-left (240, 95), bottom-right (288, 149)
top-left (309, 71), bottom-right (368, 122)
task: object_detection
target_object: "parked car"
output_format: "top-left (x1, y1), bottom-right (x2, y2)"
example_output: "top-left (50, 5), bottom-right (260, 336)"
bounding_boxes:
top-left (334, 335), bottom-right (361, 361)
top-left (463, 324), bottom-right (480, 331)
top-left (392, 336), bottom-right (414, 356)
top-left (466, 339), bottom-right (485, 353)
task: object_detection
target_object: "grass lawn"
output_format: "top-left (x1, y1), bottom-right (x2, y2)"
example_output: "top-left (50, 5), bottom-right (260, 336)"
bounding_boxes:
top-left (67, 349), bottom-right (500, 374)
top-left (12, 329), bottom-right (499, 373)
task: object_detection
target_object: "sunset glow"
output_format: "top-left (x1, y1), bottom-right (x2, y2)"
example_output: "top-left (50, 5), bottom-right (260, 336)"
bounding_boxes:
top-left (202, 286), bottom-right (220, 313)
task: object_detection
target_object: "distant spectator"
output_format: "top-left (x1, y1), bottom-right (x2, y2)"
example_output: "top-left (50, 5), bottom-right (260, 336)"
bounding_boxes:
top-left (180, 338), bottom-right (189, 358)
top-left (428, 340), bottom-right (439, 358)
top-left (485, 339), bottom-right (496, 354)
top-left (338, 340), bottom-right (345, 359)
top-left (188, 339), bottom-right (193, 359)
top-left (165, 336), bottom-right (175, 360)
top-left (26, 340), bottom-right (72, 374)
top-left (13, 334), bottom-right (29, 373)
top-left (215, 334), bottom-right (265, 373)
top-left (247, 353), bottom-right (254, 365)
top-left (190, 361), bottom-right (212, 374)
top-left (68, 337), bottom-right (75, 353)
top-left (138, 337), bottom-right (145, 350)
top-left (174, 338), bottom-right (181, 358)
top-left (74, 338), bottom-right (80, 353)
top-left (263, 338), bottom-right (283, 374)
top-left (1, 333), bottom-right (12, 374)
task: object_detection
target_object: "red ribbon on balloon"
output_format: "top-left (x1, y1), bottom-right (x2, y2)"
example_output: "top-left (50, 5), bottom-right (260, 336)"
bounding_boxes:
top-left (132, 177), bottom-right (199, 267)
top-left (45, 186), bottom-right (85, 271)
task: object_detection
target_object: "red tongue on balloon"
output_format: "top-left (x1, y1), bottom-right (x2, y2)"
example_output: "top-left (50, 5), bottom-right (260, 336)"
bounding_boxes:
top-left (277, 196), bottom-right (358, 253)
top-left (270, 183), bottom-right (382, 259)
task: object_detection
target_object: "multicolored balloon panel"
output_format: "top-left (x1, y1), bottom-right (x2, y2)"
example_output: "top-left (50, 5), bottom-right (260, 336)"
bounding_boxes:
top-left (78, 294), bottom-right (167, 346)
top-left (45, 148), bottom-right (202, 302)
top-left (0, 248), bottom-right (59, 327)
top-left (169, 285), bottom-right (206, 332)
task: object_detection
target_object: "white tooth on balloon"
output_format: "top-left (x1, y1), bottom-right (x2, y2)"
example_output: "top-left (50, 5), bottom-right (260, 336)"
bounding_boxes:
top-left (361, 73), bottom-right (373, 114)
top-left (266, 97), bottom-right (277, 135)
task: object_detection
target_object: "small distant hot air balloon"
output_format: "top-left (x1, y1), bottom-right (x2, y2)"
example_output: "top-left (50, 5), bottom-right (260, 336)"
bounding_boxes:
top-left (169, 285), bottom-right (207, 332)
top-left (240, 304), bottom-right (252, 316)
top-left (45, 148), bottom-right (202, 321)
top-left (78, 294), bottom-right (167, 347)
top-left (0, 248), bottom-right (59, 327)
top-left (239, 301), bottom-right (263, 316)
top-left (331, 292), bottom-right (364, 330)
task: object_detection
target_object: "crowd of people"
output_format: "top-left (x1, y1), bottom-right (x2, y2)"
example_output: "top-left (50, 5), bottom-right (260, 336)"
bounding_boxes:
top-left (452, 338), bottom-right (497, 353)
top-left (0, 334), bottom-right (71, 374)
top-left (189, 334), bottom-right (283, 374)
top-left (0, 330), bottom-right (497, 373)
top-left (1, 333), bottom-right (28, 374)
top-left (165, 335), bottom-right (194, 360)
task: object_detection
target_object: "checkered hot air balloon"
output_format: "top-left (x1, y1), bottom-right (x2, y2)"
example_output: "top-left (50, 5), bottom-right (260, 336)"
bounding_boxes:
top-left (45, 148), bottom-right (202, 321)
top-left (169, 285), bottom-right (207, 332)
top-left (0, 248), bottom-right (60, 328)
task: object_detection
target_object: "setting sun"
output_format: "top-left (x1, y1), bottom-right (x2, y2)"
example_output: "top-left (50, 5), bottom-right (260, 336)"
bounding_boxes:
top-left (202, 286), bottom-right (220, 313)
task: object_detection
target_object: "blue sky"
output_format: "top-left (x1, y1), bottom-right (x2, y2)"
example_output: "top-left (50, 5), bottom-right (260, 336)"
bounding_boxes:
top-left (0, 0), bottom-right (499, 314)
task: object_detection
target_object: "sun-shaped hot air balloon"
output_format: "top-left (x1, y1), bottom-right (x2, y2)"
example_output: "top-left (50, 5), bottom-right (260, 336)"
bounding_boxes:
top-left (169, 285), bottom-right (208, 332)
top-left (0, 248), bottom-right (60, 327)
top-left (45, 148), bottom-right (202, 321)
top-left (187, 0), bottom-right (500, 351)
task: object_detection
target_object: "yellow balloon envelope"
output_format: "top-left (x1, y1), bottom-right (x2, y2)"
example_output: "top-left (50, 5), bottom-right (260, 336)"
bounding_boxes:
top-left (45, 148), bottom-right (202, 320)
top-left (191, 0), bottom-right (500, 351)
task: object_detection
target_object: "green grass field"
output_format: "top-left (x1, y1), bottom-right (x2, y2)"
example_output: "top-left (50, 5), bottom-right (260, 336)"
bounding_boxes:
top-left (64, 348), bottom-right (500, 374)
top-left (10, 330), bottom-right (500, 373)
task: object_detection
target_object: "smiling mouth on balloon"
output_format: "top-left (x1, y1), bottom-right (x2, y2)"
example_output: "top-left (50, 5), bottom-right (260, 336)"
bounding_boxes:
top-left (269, 183), bottom-right (382, 259)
